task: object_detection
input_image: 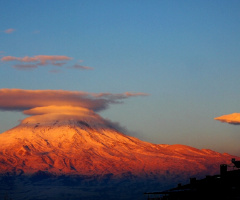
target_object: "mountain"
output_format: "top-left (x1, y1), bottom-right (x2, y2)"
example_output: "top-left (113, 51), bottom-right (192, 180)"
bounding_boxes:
top-left (0, 113), bottom-right (237, 200)
top-left (0, 114), bottom-right (233, 176)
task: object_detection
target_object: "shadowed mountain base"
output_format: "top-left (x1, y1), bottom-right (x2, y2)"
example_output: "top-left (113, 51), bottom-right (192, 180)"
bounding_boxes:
top-left (0, 173), bottom-right (173, 200)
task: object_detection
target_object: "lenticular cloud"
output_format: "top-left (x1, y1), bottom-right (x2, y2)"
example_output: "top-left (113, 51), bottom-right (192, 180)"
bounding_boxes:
top-left (0, 88), bottom-right (148, 115)
top-left (214, 113), bottom-right (240, 125)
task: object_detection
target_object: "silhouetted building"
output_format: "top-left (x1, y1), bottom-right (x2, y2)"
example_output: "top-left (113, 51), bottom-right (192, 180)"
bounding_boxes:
top-left (145, 158), bottom-right (240, 200)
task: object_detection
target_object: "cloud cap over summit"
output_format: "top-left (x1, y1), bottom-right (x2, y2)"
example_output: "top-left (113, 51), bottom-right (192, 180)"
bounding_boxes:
top-left (0, 88), bottom-right (148, 113)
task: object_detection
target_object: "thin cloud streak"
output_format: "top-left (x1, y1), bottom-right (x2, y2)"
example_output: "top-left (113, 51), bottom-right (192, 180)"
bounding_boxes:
top-left (1, 55), bottom-right (94, 72)
top-left (1, 55), bottom-right (72, 65)
top-left (214, 113), bottom-right (240, 125)
top-left (71, 64), bottom-right (94, 70)
top-left (1, 55), bottom-right (72, 70)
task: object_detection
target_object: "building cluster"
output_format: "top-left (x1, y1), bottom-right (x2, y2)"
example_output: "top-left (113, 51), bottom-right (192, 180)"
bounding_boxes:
top-left (145, 158), bottom-right (240, 200)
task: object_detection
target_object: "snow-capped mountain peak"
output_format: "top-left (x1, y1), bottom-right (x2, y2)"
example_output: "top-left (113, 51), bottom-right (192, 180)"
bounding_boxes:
top-left (0, 110), bottom-right (237, 179)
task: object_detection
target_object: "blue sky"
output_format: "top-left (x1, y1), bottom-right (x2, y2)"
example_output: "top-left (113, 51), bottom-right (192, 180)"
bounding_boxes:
top-left (1, 0), bottom-right (240, 155)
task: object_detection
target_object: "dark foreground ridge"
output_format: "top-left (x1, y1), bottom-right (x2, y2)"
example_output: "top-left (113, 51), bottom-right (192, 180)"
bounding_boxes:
top-left (145, 158), bottom-right (240, 200)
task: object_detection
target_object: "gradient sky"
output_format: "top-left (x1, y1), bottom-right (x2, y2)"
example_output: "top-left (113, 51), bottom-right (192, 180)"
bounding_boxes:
top-left (1, 0), bottom-right (240, 155)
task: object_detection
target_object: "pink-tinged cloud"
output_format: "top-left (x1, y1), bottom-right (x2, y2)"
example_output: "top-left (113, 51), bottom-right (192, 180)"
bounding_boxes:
top-left (0, 89), bottom-right (148, 113)
top-left (1, 55), bottom-right (72, 65)
top-left (1, 55), bottom-right (72, 70)
top-left (214, 113), bottom-right (240, 125)
top-left (1, 55), bottom-right (95, 72)
top-left (71, 64), bottom-right (94, 70)
top-left (4, 28), bottom-right (15, 34)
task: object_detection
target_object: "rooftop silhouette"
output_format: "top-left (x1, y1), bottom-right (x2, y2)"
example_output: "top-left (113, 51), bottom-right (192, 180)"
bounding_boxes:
top-left (145, 158), bottom-right (240, 200)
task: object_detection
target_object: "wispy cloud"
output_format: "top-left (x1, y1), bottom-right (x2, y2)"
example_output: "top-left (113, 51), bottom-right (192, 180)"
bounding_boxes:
top-left (2, 28), bottom-right (16, 34)
top-left (214, 113), bottom-right (240, 125)
top-left (13, 64), bottom-right (38, 70)
top-left (71, 64), bottom-right (94, 70)
top-left (1, 55), bottom-right (72, 70)
top-left (1, 55), bottom-right (94, 72)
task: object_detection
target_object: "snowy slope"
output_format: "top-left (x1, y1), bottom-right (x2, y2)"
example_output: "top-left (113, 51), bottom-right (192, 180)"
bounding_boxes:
top-left (0, 113), bottom-right (235, 178)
